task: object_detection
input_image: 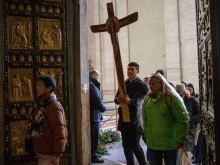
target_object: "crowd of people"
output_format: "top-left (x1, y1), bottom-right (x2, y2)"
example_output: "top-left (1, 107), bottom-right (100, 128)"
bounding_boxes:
top-left (24, 62), bottom-right (202, 165)
top-left (89, 63), bottom-right (202, 165)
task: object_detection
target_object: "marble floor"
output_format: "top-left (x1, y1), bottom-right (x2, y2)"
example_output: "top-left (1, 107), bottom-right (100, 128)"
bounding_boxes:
top-left (92, 139), bottom-right (147, 165)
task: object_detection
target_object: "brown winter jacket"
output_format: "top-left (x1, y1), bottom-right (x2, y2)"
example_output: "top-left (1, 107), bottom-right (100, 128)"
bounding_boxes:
top-left (32, 94), bottom-right (68, 156)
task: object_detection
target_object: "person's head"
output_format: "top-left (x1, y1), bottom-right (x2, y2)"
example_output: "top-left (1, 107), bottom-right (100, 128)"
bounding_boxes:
top-left (148, 73), bottom-right (171, 95)
top-left (156, 69), bottom-right (165, 76)
top-left (169, 82), bottom-right (175, 88)
top-left (127, 62), bottom-right (139, 80)
top-left (89, 69), bottom-right (100, 81)
top-left (149, 74), bottom-right (187, 112)
top-left (143, 77), bottom-right (149, 83)
top-left (36, 74), bottom-right (56, 96)
top-left (186, 83), bottom-right (195, 96)
top-left (181, 81), bottom-right (188, 87)
top-left (175, 83), bottom-right (190, 98)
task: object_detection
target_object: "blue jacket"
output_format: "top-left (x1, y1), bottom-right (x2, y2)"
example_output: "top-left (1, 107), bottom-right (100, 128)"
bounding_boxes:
top-left (89, 77), bottom-right (106, 122)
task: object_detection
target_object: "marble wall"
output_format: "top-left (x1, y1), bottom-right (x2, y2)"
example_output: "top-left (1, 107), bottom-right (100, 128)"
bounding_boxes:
top-left (88, 0), bottom-right (199, 102)
top-left (128, 0), bottom-right (166, 79)
top-left (88, 0), bottom-right (166, 103)
top-left (164, 0), bottom-right (199, 90)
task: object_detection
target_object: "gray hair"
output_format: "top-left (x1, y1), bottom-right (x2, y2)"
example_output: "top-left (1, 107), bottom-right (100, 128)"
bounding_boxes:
top-left (89, 69), bottom-right (100, 77)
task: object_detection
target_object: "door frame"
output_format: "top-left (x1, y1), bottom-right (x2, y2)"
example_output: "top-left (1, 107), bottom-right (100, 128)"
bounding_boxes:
top-left (210, 0), bottom-right (220, 164)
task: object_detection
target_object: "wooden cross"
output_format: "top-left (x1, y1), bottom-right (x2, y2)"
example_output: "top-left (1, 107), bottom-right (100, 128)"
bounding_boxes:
top-left (90, 2), bottom-right (138, 122)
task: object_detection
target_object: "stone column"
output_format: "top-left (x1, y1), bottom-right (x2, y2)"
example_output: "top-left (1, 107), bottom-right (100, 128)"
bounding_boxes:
top-left (164, 0), bottom-right (181, 84)
top-left (72, 0), bottom-right (90, 164)
top-left (164, 0), bottom-right (199, 89)
top-left (88, 0), bottom-right (101, 72)
top-left (115, 0), bottom-right (130, 79)
top-left (0, 0), bottom-right (4, 163)
top-left (178, 0), bottom-right (199, 90)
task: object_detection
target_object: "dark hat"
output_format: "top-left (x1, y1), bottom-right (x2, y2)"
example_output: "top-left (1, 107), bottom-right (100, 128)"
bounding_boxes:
top-left (156, 69), bottom-right (165, 75)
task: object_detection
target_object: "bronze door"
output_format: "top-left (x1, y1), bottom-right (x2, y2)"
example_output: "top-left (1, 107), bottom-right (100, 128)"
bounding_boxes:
top-left (3, 0), bottom-right (71, 164)
top-left (196, 0), bottom-right (220, 164)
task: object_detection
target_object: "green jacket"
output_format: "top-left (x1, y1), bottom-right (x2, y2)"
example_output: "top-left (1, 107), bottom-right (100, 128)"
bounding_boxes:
top-left (142, 93), bottom-right (189, 150)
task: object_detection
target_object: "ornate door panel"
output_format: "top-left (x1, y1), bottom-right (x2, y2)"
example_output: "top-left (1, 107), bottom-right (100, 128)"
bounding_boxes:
top-left (3, 0), bottom-right (71, 164)
top-left (196, 0), bottom-right (220, 164)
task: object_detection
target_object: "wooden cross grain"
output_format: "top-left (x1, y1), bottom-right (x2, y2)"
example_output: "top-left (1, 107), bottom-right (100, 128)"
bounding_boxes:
top-left (90, 2), bottom-right (138, 122)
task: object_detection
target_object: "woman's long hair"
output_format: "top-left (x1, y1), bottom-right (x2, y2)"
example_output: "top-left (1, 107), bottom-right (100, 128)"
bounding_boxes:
top-left (148, 73), bottom-right (187, 112)
top-left (187, 83), bottom-right (198, 98)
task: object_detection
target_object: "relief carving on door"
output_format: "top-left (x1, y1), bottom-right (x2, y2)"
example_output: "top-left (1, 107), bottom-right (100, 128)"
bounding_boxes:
top-left (40, 68), bottom-right (63, 99)
top-left (201, 46), bottom-right (207, 103)
top-left (9, 121), bottom-right (28, 156)
top-left (196, 0), bottom-right (216, 164)
top-left (8, 16), bottom-right (33, 49)
top-left (39, 19), bottom-right (62, 50)
top-left (9, 68), bottom-right (34, 102)
top-left (4, 0), bottom-right (70, 164)
top-left (207, 39), bottom-right (214, 111)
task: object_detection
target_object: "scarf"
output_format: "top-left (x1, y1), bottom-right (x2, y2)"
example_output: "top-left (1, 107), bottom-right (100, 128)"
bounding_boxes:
top-left (89, 76), bottom-right (101, 90)
top-left (26, 93), bottom-right (57, 139)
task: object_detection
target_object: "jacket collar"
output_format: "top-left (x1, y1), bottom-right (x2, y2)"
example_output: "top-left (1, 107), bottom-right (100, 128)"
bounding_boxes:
top-left (125, 77), bottom-right (140, 83)
top-left (37, 92), bottom-right (54, 102)
top-left (89, 76), bottom-right (101, 90)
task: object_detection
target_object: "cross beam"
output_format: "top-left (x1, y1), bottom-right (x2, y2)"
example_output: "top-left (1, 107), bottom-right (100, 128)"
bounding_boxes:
top-left (90, 3), bottom-right (138, 122)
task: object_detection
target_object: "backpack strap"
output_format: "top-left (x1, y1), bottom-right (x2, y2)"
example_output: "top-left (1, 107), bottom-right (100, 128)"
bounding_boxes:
top-left (165, 94), bottom-right (173, 111)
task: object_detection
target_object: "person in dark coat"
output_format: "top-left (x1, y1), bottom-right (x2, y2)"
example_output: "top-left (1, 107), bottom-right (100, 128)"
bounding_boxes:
top-left (89, 70), bottom-right (106, 163)
top-left (114, 62), bottom-right (149, 165)
top-left (176, 83), bottom-right (200, 165)
top-left (187, 83), bottom-right (199, 99)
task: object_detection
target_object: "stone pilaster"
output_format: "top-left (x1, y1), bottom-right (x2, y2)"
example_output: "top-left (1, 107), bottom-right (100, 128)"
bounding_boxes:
top-left (72, 0), bottom-right (90, 164)
top-left (178, 0), bottom-right (199, 91)
top-left (164, 0), bottom-right (181, 84)
top-left (164, 0), bottom-right (199, 90)
top-left (88, 0), bottom-right (101, 72)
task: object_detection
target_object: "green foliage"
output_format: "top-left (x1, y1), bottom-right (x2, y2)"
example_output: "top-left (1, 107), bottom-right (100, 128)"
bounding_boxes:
top-left (99, 129), bottom-right (121, 144)
top-left (96, 141), bottom-right (108, 155)
top-left (96, 129), bottom-right (121, 155)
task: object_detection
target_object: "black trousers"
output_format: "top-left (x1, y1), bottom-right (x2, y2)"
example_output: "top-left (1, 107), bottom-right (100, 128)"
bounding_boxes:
top-left (91, 122), bottom-right (100, 159)
top-left (148, 148), bottom-right (177, 165)
top-left (121, 132), bottom-right (147, 165)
